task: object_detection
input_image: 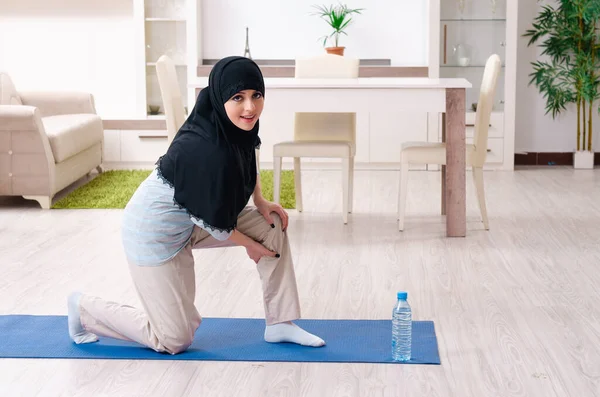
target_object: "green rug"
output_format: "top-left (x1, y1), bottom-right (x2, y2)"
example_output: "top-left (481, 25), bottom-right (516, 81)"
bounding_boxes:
top-left (52, 169), bottom-right (296, 209)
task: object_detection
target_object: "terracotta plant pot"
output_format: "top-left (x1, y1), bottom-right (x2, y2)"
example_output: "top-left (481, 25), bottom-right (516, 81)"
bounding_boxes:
top-left (325, 46), bottom-right (345, 56)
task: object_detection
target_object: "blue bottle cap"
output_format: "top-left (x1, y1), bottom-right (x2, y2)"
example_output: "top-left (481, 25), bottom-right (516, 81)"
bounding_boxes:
top-left (397, 291), bottom-right (407, 300)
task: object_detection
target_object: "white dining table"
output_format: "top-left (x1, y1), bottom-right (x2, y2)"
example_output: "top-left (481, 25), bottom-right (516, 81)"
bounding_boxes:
top-left (189, 77), bottom-right (472, 237)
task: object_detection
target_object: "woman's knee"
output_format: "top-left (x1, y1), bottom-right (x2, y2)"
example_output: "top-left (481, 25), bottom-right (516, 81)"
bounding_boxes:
top-left (269, 212), bottom-right (284, 231)
top-left (160, 333), bottom-right (194, 355)
top-left (155, 320), bottom-right (200, 354)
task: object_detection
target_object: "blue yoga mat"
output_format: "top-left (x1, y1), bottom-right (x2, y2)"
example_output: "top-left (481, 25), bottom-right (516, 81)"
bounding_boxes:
top-left (0, 315), bottom-right (440, 364)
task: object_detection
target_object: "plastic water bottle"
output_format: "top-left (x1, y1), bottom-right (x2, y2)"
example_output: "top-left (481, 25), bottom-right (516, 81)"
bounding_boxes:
top-left (392, 291), bottom-right (412, 361)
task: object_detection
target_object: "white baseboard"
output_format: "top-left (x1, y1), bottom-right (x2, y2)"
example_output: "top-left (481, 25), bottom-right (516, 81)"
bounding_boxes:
top-left (101, 161), bottom-right (505, 172)
top-left (101, 161), bottom-right (421, 172)
top-left (102, 162), bottom-right (157, 171)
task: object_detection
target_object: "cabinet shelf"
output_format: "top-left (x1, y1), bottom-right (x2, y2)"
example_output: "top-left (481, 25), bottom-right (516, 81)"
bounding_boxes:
top-left (146, 114), bottom-right (166, 119)
top-left (145, 18), bottom-right (186, 22)
top-left (146, 62), bottom-right (187, 67)
top-left (441, 18), bottom-right (506, 22)
top-left (436, 0), bottom-right (515, 170)
top-left (441, 65), bottom-right (506, 68)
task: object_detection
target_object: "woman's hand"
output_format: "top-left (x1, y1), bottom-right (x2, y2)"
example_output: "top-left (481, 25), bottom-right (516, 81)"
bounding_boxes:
top-left (255, 198), bottom-right (289, 232)
top-left (245, 240), bottom-right (279, 264)
top-left (227, 229), bottom-right (278, 264)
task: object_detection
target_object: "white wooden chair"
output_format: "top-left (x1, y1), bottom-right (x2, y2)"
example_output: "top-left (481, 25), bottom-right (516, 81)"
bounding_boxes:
top-left (156, 55), bottom-right (187, 144)
top-left (397, 54), bottom-right (502, 231)
top-left (272, 54), bottom-right (359, 224)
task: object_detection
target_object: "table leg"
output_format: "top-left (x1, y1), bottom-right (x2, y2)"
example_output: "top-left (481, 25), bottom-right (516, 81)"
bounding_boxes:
top-left (445, 88), bottom-right (466, 237)
top-left (441, 112), bottom-right (446, 216)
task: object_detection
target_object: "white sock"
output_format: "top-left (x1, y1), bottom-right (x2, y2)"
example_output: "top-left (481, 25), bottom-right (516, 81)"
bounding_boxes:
top-left (68, 292), bottom-right (99, 344)
top-left (264, 321), bottom-right (325, 347)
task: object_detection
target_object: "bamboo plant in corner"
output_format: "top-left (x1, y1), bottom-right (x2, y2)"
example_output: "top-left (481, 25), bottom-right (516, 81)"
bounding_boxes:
top-left (523, 0), bottom-right (600, 169)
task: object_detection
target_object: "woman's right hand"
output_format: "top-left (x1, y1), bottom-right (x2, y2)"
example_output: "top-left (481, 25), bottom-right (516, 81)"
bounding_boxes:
top-left (245, 240), bottom-right (279, 264)
top-left (228, 229), bottom-right (278, 264)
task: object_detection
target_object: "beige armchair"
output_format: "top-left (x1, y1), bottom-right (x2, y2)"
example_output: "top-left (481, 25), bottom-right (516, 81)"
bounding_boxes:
top-left (0, 72), bottom-right (104, 209)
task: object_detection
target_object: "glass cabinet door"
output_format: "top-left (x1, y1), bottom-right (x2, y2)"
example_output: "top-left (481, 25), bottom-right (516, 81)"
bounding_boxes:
top-left (440, 0), bottom-right (506, 114)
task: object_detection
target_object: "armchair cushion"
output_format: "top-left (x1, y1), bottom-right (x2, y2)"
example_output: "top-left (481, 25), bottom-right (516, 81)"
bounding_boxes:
top-left (42, 114), bottom-right (103, 163)
top-left (19, 91), bottom-right (96, 117)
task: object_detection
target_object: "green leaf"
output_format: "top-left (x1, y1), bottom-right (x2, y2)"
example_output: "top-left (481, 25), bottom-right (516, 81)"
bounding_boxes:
top-left (311, 3), bottom-right (364, 46)
top-left (525, 0), bottom-right (600, 126)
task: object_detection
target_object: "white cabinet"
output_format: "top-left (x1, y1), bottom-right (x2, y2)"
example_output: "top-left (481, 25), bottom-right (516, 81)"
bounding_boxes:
top-left (102, 130), bottom-right (168, 168)
top-left (369, 112), bottom-right (429, 164)
top-left (102, 130), bottom-right (121, 163)
top-left (464, 112), bottom-right (505, 139)
top-left (429, 0), bottom-right (517, 170)
top-left (254, 110), bottom-right (429, 167)
top-left (432, 112), bottom-right (505, 166)
top-left (480, 137), bottom-right (504, 164)
top-left (253, 109), bottom-right (294, 165)
top-left (133, 0), bottom-right (200, 119)
top-left (120, 131), bottom-right (169, 163)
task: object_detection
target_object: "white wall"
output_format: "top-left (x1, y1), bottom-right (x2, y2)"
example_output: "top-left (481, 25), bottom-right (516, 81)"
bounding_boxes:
top-left (201, 0), bottom-right (429, 66)
top-left (516, 0), bottom-right (600, 153)
top-left (0, 0), bottom-right (138, 118)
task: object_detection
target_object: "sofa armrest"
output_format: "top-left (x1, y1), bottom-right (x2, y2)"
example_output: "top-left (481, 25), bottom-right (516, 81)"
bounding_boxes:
top-left (0, 105), bottom-right (46, 133)
top-left (0, 105), bottom-right (56, 196)
top-left (18, 91), bottom-right (97, 117)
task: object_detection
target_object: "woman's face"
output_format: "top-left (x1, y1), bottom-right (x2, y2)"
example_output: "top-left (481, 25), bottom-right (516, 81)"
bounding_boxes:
top-left (224, 89), bottom-right (264, 131)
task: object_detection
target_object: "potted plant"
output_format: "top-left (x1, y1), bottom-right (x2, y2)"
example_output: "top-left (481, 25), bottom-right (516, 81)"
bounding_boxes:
top-left (312, 3), bottom-right (364, 56)
top-left (523, 0), bottom-right (600, 169)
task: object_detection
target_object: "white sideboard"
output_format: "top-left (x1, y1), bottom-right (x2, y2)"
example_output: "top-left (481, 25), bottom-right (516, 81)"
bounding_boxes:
top-left (102, 110), bottom-right (505, 171)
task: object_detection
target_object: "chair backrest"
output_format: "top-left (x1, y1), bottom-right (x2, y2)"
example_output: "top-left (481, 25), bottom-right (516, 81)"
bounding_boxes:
top-left (0, 72), bottom-right (23, 105)
top-left (472, 54), bottom-right (502, 166)
top-left (293, 54), bottom-right (359, 143)
top-left (156, 55), bottom-right (186, 144)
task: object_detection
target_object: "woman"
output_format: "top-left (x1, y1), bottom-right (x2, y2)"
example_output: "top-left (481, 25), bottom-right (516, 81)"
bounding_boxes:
top-left (67, 56), bottom-right (325, 354)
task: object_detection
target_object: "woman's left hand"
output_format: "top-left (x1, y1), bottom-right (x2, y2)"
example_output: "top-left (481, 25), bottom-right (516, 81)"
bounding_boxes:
top-left (255, 199), bottom-right (289, 232)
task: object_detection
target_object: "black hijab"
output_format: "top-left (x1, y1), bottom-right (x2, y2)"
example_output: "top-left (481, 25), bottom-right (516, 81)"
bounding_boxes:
top-left (156, 56), bottom-right (264, 233)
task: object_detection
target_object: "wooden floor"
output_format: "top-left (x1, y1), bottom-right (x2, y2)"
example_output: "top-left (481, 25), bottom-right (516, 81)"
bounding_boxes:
top-left (1, 167), bottom-right (599, 397)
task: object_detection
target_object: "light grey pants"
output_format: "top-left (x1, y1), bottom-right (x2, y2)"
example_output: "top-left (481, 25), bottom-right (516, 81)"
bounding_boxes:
top-left (78, 206), bottom-right (301, 354)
